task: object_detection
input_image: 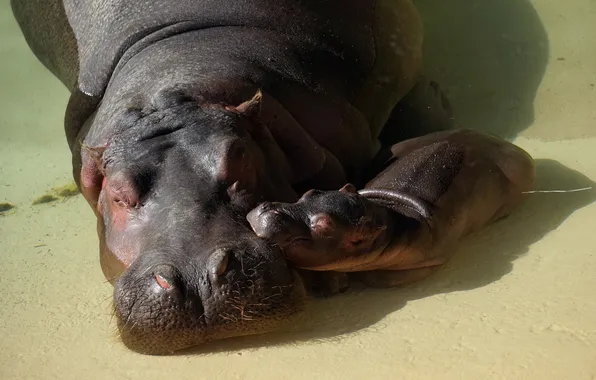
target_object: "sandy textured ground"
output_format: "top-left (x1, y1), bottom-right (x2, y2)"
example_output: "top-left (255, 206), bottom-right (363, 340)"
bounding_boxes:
top-left (1, 1), bottom-right (595, 379)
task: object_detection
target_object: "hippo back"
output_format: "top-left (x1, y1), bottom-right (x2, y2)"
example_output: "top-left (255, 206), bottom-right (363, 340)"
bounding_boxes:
top-left (64, 0), bottom-right (392, 179)
top-left (65, 0), bottom-right (376, 100)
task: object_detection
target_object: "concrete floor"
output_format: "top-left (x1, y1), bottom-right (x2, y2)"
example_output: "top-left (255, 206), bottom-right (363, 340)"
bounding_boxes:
top-left (1, 1), bottom-right (595, 379)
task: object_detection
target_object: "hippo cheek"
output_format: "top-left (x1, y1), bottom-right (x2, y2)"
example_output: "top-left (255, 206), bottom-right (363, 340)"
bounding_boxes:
top-left (97, 221), bottom-right (127, 284)
top-left (112, 246), bottom-right (306, 355)
top-left (96, 186), bottom-right (143, 283)
top-left (100, 226), bottom-right (143, 284)
top-left (79, 145), bottom-right (107, 212)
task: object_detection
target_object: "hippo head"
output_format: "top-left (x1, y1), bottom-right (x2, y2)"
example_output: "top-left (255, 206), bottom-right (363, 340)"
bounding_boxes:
top-left (247, 184), bottom-right (393, 271)
top-left (78, 90), bottom-right (311, 354)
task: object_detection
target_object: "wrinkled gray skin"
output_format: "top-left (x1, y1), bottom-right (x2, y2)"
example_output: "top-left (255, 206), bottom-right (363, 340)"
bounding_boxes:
top-left (11, 0), bottom-right (457, 354)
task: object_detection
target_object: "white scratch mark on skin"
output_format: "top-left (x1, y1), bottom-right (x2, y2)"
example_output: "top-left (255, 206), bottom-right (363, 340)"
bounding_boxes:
top-left (522, 187), bottom-right (593, 194)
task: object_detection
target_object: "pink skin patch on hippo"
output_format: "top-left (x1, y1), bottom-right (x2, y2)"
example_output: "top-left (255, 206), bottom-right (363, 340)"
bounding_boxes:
top-left (83, 162), bottom-right (143, 282)
top-left (154, 273), bottom-right (172, 289)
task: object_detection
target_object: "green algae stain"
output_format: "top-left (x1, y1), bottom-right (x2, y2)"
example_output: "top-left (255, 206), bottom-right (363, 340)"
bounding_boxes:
top-left (32, 194), bottom-right (59, 205)
top-left (31, 181), bottom-right (80, 206)
top-left (0, 202), bottom-right (16, 214)
top-left (52, 182), bottom-right (79, 198)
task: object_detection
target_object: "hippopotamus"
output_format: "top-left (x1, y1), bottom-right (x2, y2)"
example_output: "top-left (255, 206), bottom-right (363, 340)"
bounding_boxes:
top-left (248, 129), bottom-right (535, 290)
top-left (11, 0), bottom-right (533, 355)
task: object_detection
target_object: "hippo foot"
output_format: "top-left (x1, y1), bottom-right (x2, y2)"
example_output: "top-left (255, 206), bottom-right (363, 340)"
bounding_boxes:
top-left (247, 184), bottom-right (392, 271)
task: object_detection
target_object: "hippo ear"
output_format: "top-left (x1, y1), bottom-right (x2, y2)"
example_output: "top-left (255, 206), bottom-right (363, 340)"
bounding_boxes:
top-left (225, 90), bottom-right (263, 118)
top-left (339, 184), bottom-right (357, 193)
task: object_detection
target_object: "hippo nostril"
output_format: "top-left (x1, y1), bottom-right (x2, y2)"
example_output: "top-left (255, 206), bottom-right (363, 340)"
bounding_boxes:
top-left (259, 202), bottom-right (272, 212)
top-left (215, 252), bottom-right (229, 276)
top-left (209, 248), bottom-right (231, 280)
top-left (151, 264), bottom-right (179, 291)
top-left (155, 273), bottom-right (172, 290)
top-left (258, 203), bottom-right (283, 218)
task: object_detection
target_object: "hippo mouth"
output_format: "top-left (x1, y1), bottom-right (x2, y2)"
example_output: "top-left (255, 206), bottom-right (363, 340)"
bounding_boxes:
top-left (111, 242), bottom-right (306, 355)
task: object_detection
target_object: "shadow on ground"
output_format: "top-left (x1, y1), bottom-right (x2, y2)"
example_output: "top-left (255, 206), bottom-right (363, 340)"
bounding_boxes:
top-left (417, 0), bottom-right (549, 139)
top-left (180, 159), bottom-right (595, 355)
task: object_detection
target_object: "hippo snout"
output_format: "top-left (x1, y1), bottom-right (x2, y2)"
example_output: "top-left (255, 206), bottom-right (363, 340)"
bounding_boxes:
top-left (247, 203), bottom-right (311, 245)
top-left (112, 242), bottom-right (305, 355)
top-left (113, 262), bottom-right (206, 355)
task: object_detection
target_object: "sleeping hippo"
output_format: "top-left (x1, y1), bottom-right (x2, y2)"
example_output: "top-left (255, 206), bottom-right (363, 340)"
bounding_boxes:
top-left (248, 129), bottom-right (535, 291)
top-left (11, 0), bottom-right (533, 354)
